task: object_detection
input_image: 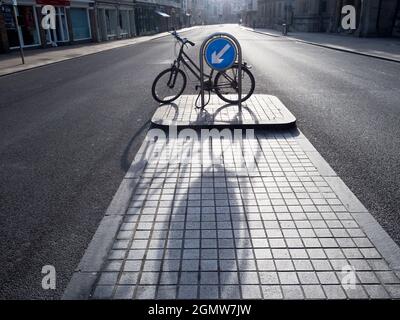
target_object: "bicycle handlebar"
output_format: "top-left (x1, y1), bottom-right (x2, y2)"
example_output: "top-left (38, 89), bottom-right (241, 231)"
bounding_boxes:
top-left (170, 30), bottom-right (195, 47)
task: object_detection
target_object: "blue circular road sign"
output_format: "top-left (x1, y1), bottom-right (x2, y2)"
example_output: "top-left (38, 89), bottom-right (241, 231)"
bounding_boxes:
top-left (205, 37), bottom-right (236, 71)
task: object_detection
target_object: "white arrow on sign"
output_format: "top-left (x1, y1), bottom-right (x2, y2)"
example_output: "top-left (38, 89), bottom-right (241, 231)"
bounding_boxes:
top-left (211, 44), bottom-right (231, 64)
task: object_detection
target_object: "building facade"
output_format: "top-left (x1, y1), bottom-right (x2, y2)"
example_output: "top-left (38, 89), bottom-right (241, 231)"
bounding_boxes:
top-left (243, 0), bottom-right (400, 37)
top-left (0, 0), bottom-right (95, 52)
top-left (133, 0), bottom-right (183, 36)
top-left (0, 0), bottom-right (184, 53)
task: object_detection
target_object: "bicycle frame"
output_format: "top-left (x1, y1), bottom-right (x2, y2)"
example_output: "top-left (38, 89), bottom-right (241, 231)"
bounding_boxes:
top-left (173, 42), bottom-right (215, 83)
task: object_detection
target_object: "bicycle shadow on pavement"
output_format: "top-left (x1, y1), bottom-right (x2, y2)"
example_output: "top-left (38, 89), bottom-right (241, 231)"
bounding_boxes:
top-left (128, 127), bottom-right (266, 299)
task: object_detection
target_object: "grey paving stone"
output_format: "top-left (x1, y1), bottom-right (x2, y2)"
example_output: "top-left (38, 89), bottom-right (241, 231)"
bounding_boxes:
top-left (156, 286), bottom-right (177, 299)
top-left (92, 285), bottom-right (114, 299)
top-left (201, 249), bottom-right (218, 259)
top-left (200, 272), bottom-right (219, 284)
top-left (259, 272), bottom-right (279, 285)
top-left (241, 285), bottom-right (262, 299)
top-left (183, 249), bottom-right (200, 259)
top-left (178, 285), bottom-right (198, 299)
top-left (220, 259), bottom-right (238, 271)
top-left (293, 260), bottom-right (314, 271)
top-left (98, 272), bottom-right (119, 286)
top-left (143, 260), bottom-right (162, 271)
top-left (123, 260), bottom-right (142, 272)
top-left (201, 260), bottom-right (218, 271)
top-left (219, 249), bottom-right (236, 259)
top-left (181, 259), bottom-right (200, 271)
top-left (200, 286), bottom-right (219, 299)
top-left (261, 285), bottom-right (283, 299)
top-left (114, 285), bottom-right (135, 300)
top-left (344, 285), bottom-right (369, 299)
top-left (356, 271), bottom-right (380, 284)
top-left (281, 285), bottom-right (304, 299)
top-left (298, 272), bottom-right (319, 285)
top-left (237, 260), bottom-right (257, 271)
top-left (368, 259), bottom-right (390, 271)
top-left (162, 260), bottom-right (181, 271)
top-left (140, 272), bottom-right (159, 285)
top-left (275, 260), bottom-right (295, 271)
top-left (180, 272), bottom-right (199, 285)
top-left (278, 272), bottom-right (299, 285)
top-left (312, 260), bottom-right (332, 271)
top-left (323, 285), bottom-right (347, 299)
top-left (257, 260), bottom-right (276, 271)
top-left (109, 250), bottom-right (127, 260)
top-left (220, 272), bottom-right (239, 285)
top-left (220, 285), bottom-right (241, 299)
top-left (375, 271), bottom-right (400, 284)
top-left (385, 285), bottom-right (400, 299)
top-left (317, 271), bottom-right (339, 285)
top-left (364, 285), bottom-right (390, 299)
top-left (119, 272), bottom-right (139, 285)
top-left (240, 272), bottom-right (259, 284)
top-left (160, 272), bottom-right (179, 285)
top-left (303, 285), bottom-right (326, 299)
top-left (135, 285), bottom-right (157, 299)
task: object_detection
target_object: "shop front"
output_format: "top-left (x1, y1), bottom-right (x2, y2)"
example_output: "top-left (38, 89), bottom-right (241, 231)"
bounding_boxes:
top-left (37, 0), bottom-right (94, 45)
top-left (0, 0), bottom-right (94, 52)
top-left (69, 5), bottom-right (92, 41)
top-left (134, 1), bottom-right (182, 36)
top-left (1, 1), bottom-right (41, 49)
top-left (95, 1), bottom-right (135, 42)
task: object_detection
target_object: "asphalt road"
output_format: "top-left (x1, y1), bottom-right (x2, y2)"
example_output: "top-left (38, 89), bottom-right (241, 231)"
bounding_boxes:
top-left (0, 25), bottom-right (399, 299)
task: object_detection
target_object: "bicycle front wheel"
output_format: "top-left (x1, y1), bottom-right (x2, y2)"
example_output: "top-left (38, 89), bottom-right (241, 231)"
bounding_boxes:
top-left (152, 68), bottom-right (187, 104)
top-left (214, 64), bottom-right (255, 104)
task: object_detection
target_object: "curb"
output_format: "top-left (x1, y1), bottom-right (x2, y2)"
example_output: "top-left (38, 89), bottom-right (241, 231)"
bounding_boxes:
top-left (240, 26), bottom-right (280, 38)
top-left (0, 26), bottom-right (199, 78)
top-left (244, 27), bottom-right (400, 63)
top-left (150, 95), bottom-right (297, 129)
top-left (296, 131), bottom-right (400, 272)
top-left (151, 121), bottom-right (297, 130)
top-left (292, 38), bottom-right (400, 64)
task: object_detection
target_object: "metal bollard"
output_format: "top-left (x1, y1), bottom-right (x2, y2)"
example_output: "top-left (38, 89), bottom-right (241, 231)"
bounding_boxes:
top-left (199, 33), bottom-right (243, 111)
top-left (282, 23), bottom-right (288, 36)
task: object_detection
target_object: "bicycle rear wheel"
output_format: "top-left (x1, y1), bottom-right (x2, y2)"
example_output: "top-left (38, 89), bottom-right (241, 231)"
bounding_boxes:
top-left (214, 64), bottom-right (255, 104)
top-left (152, 68), bottom-right (187, 104)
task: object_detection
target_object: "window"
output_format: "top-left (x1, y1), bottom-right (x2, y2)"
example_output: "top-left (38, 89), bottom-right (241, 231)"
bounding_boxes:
top-left (321, 0), bottom-right (327, 14)
top-left (46, 7), bottom-right (69, 44)
top-left (55, 7), bottom-right (69, 42)
top-left (70, 8), bottom-right (91, 40)
top-left (4, 5), bottom-right (40, 48)
top-left (105, 9), bottom-right (117, 37)
top-left (119, 10), bottom-right (129, 35)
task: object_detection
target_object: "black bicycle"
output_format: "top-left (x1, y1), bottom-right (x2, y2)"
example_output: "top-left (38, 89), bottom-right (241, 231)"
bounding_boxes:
top-left (151, 30), bottom-right (255, 105)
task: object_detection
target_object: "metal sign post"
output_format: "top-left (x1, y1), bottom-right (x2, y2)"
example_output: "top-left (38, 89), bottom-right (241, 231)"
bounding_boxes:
top-left (199, 33), bottom-right (242, 111)
top-left (11, 0), bottom-right (25, 64)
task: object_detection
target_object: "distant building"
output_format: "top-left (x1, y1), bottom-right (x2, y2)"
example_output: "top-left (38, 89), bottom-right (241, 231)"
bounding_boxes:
top-left (133, 1), bottom-right (183, 36)
top-left (243, 0), bottom-right (400, 37)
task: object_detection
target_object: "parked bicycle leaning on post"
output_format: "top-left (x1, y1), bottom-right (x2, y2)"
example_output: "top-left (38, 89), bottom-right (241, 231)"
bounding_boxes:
top-left (151, 30), bottom-right (255, 107)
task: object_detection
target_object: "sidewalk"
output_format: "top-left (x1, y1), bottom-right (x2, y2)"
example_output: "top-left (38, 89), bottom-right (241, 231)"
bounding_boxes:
top-left (0, 27), bottom-right (198, 77)
top-left (64, 97), bottom-right (400, 300)
top-left (243, 27), bottom-right (400, 63)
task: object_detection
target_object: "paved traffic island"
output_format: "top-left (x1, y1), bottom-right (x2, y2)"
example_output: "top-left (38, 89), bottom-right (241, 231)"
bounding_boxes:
top-left (151, 95), bottom-right (296, 128)
top-left (64, 123), bottom-right (400, 299)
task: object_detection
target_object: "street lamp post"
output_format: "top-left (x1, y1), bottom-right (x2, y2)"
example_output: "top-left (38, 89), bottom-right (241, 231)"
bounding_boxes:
top-left (11, 0), bottom-right (25, 64)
